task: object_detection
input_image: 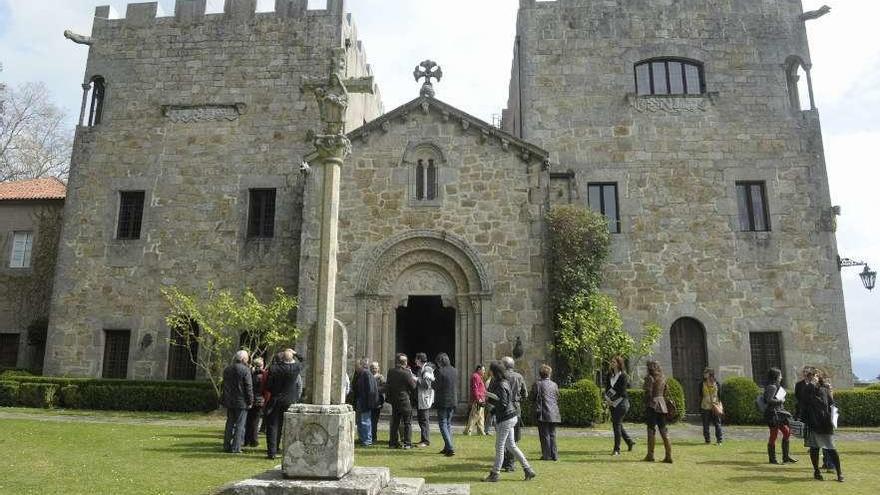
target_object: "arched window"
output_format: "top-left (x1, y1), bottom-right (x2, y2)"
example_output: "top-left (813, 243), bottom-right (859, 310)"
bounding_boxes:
top-left (635, 58), bottom-right (704, 96)
top-left (408, 144), bottom-right (444, 204)
top-left (785, 56), bottom-right (814, 111)
top-left (86, 76), bottom-right (106, 127)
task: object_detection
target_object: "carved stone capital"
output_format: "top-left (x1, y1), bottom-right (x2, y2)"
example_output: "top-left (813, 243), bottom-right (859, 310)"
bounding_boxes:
top-left (313, 133), bottom-right (352, 161)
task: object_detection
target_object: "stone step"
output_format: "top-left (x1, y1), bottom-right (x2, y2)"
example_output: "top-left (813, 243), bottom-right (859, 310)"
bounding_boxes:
top-left (379, 477), bottom-right (425, 495)
top-left (420, 484), bottom-right (470, 495)
top-left (215, 466), bottom-right (392, 495)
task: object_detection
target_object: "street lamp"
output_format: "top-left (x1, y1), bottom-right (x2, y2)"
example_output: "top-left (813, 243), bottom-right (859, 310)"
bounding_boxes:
top-left (838, 256), bottom-right (877, 291)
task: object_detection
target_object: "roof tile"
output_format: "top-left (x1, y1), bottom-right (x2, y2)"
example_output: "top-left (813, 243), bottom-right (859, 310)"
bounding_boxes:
top-left (0, 177), bottom-right (67, 201)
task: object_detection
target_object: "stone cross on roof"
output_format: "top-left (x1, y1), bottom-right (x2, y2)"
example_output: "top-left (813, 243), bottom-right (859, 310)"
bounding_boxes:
top-left (413, 60), bottom-right (443, 98)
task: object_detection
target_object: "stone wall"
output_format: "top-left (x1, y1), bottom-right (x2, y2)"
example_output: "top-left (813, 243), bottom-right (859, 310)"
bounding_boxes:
top-left (507, 0), bottom-right (852, 386)
top-left (297, 97), bottom-right (550, 397)
top-left (44, 0), bottom-right (382, 378)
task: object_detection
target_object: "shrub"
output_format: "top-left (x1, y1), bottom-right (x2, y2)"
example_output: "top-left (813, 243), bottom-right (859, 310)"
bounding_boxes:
top-left (0, 369), bottom-right (33, 379)
top-left (76, 384), bottom-right (217, 412)
top-left (624, 388), bottom-right (645, 423)
top-left (665, 377), bottom-right (685, 423)
top-left (0, 381), bottom-right (19, 406)
top-left (835, 390), bottom-right (880, 427)
top-left (864, 383), bottom-right (880, 392)
top-left (59, 385), bottom-right (81, 408)
top-left (557, 379), bottom-right (604, 426)
top-left (17, 383), bottom-right (59, 408)
top-left (719, 377), bottom-right (762, 425)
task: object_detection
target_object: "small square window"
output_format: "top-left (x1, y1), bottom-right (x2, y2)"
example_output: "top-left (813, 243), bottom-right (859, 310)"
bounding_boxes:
top-left (736, 182), bottom-right (770, 232)
top-left (9, 231), bottom-right (33, 268)
top-left (117, 191), bottom-right (145, 240)
top-left (587, 183), bottom-right (621, 234)
top-left (248, 189), bottom-right (276, 238)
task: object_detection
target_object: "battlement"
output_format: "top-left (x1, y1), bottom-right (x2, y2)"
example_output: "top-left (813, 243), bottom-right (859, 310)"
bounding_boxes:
top-left (517, 0), bottom-right (804, 15)
top-left (92, 0), bottom-right (349, 30)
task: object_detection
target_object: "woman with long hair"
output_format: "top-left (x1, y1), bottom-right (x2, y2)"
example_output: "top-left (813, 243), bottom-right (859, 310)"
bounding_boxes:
top-left (605, 356), bottom-right (635, 455)
top-left (764, 367), bottom-right (797, 464)
top-left (642, 360), bottom-right (672, 463)
top-left (804, 369), bottom-right (843, 482)
top-left (699, 367), bottom-right (723, 445)
top-left (483, 361), bottom-right (535, 482)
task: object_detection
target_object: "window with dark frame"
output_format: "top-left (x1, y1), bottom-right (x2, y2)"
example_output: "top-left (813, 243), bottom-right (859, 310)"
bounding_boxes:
top-left (635, 58), bottom-right (704, 96)
top-left (117, 191), bottom-right (145, 240)
top-left (247, 189), bottom-right (276, 238)
top-left (749, 332), bottom-right (783, 386)
top-left (167, 321), bottom-right (199, 381)
top-left (88, 76), bottom-right (106, 127)
top-left (0, 333), bottom-right (20, 368)
top-left (736, 181), bottom-right (771, 232)
top-left (102, 329), bottom-right (131, 379)
top-left (587, 183), bottom-right (621, 234)
top-left (415, 159), bottom-right (437, 201)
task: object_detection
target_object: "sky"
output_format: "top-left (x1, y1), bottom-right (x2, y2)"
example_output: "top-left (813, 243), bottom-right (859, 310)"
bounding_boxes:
top-left (0, 0), bottom-right (877, 380)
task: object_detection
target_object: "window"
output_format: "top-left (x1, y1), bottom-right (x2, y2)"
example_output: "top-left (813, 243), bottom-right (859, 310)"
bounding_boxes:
top-left (87, 76), bottom-right (106, 127)
top-left (102, 330), bottom-right (131, 379)
top-left (117, 191), bottom-right (145, 240)
top-left (9, 231), bottom-right (33, 268)
top-left (587, 183), bottom-right (621, 233)
top-left (0, 333), bottom-right (20, 368)
top-left (750, 332), bottom-right (783, 386)
top-left (167, 321), bottom-right (198, 381)
top-left (635, 58), bottom-right (704, 96)
top-left (736, 181), bottom-right (770, 232)
top-left (415, 158), bottom-right (437, 201)
top-left (247, 189), bottom-right (276, 238)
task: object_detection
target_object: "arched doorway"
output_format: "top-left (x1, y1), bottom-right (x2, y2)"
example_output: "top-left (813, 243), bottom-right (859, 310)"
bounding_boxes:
top-left (355, 230), bottom-right (491, 404)
top-left (670, 317), bottom-right (708, 413)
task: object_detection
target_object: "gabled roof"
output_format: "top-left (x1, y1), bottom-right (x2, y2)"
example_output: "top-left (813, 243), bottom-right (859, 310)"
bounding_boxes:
top-left (0, 177), bottom-right (67, 201)
top-left (348, 96), bottom-right (549, 164)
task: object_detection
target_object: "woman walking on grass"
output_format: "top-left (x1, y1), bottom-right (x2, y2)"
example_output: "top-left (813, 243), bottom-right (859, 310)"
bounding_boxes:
top-left (764, 367), bottom-right (797, 464)
top-left (804, 369), bottom-right (844, 482)
top-left (464, 365), bottom-right (487, 436)
top-left (642, 360), bottom-right (672, 463)
top-left (699, 367), bottom-right (723, 445)
top-left (605, 356), bottom-right (635, 455)
top-left (483, 361), bottom-right (536, 482)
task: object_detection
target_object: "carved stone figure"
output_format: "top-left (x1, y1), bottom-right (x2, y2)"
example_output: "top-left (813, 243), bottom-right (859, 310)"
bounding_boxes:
top-left (63, 30), bottom-right (93, 46)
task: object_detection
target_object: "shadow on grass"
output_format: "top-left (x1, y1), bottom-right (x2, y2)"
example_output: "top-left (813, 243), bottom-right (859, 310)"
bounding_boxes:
top-left (145, 440), bottom-right (272, 460)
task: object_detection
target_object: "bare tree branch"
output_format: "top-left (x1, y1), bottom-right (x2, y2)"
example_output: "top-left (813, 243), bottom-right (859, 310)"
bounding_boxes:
top-left (0, 79), bottom-right (73, 182)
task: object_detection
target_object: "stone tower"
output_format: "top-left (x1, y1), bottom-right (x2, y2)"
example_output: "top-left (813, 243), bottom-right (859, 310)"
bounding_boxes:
top-left (504, 0), bottom-right (852, 399)
top-left (44, 0), bottom-right (382, 379)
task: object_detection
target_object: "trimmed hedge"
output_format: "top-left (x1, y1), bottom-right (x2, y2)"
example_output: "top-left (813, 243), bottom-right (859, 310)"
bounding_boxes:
top-left (864, 384), bottom-right (880, 392)
top-left (623, 377), bottom-right (684, 424)
top-left (835, 390), bottom-right (880, 426)
top-left (559, 379), bottom-right (604, 426)
top-left (17, 383), bottom-right (59, 408)
top-left (720, 377), bottom-right (763, 425)
top-left (2, 375), bottom-right (213, 389)
top-left (0, 381), bottom-right (19, 406)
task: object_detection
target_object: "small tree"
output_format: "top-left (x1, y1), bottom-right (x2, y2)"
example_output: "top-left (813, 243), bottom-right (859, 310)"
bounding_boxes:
top-left (162, 285), bottom-right (299, 399)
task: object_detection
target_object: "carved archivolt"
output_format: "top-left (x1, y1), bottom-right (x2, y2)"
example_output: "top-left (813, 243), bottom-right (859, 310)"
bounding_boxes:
top-left (356, 230), bottom-right (491, 297)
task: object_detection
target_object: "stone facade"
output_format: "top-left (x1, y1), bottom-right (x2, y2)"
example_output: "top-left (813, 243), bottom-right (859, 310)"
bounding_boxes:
top-left (504, 0), bottom-right (852, 390)
top-left (43, 0), bottom-right (382, 379)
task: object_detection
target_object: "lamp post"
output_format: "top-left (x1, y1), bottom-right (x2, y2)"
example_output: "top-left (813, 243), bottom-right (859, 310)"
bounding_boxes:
top-left (838, 256), bottom-right (877, 291)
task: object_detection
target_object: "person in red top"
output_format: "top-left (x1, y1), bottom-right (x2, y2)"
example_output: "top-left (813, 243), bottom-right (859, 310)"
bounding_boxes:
top-left (464, 364), bottom-right (487, 435)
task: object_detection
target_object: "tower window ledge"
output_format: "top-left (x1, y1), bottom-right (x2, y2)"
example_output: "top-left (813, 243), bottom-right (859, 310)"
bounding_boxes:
top-left (626, 92), bottom-right (719, 113)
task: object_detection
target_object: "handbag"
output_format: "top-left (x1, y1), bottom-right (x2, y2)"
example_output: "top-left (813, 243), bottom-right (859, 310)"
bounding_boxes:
top-left (664, 396), bottom-right (677, 421)
top-left (711, 401), bottom-right (724, 418)
top-left (789, 419), bottom-right (805, 438)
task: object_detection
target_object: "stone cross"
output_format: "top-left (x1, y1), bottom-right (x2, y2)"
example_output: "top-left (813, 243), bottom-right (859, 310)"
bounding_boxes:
top-left (304, 47), bottom-right (374, 406)
top-left (413, 59), bottom-right (443, 98)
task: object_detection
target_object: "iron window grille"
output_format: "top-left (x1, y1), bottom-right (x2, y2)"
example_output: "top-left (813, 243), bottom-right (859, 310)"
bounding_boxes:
top-left (117, 191), bottom-right (145, 240)
top-left (635, 58), bottom-right (705, 96)
top-left (247, 189), bottom-right (276, 238)
top-left (587, 183), bottom-right (621, 234)
top-left (736, 181), bottom-right (771, 232)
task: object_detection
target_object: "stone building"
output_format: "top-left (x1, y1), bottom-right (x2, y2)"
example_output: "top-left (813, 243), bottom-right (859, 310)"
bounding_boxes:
top-left (0, 178), bottom-right (65, 372)
top-left (40, 0), bottom-right (852, 408)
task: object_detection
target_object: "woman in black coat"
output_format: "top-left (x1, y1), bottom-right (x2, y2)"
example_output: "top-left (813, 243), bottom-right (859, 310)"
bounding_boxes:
top-left (764, 367), bottom-right (797, 464)
top-left (605, 356), bottom-right (635, 455)
top-left (804, 370), bottom-right (843, 482)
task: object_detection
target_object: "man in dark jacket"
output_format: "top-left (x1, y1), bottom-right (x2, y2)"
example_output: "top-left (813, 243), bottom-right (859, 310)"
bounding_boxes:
top-left (221, 350), bottom-right (254, 454)
top-left (264, 348), bottom-right (303, 459)
top-left (386, 353), bottom-right (417, 449)
top-left (433, 352), bottom-right (458, 456)
top-left (244, 356), bottom-right (267, 447)
top-left (352, 357), bottom-right (380, 446)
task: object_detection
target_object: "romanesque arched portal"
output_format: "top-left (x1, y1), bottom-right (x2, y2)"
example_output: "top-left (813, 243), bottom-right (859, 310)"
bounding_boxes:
top-left (354, 230), bottom-right (492, 404)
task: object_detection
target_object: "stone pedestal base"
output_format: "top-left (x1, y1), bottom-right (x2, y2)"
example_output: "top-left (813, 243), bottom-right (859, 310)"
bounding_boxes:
top-left (282, 403), bottom-right (355, 480)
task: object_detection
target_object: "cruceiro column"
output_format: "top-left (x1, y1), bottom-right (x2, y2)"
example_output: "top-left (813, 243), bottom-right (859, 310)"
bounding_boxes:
top-left (281, 48), bottom-right (374, 480)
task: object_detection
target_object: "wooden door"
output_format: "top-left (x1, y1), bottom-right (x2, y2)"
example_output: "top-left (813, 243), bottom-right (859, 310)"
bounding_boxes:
top-left (670, 318), bottom-right (708, 413)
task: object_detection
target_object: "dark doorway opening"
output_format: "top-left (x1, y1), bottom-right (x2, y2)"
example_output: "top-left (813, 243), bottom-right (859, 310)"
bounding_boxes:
top-left (670, 317), bottom-right (708, 413)
top-left (396, 296), bottom-right (455, 366)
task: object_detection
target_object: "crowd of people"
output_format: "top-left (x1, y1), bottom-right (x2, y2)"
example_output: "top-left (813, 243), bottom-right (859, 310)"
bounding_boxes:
top-left (219, 349), bottom-right (846, 484)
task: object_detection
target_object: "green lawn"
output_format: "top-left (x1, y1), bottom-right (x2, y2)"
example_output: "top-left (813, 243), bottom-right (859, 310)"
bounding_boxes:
top-left (1, 414), bottom-right (878, 495)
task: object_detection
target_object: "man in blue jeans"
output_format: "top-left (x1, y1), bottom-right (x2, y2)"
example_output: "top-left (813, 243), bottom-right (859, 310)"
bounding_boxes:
top-left (221, 350), bottom-right (254, 454)
top-left (351, 358), bottom-right (380, 446)
top-left (433, 352), bottom-right (458, 456)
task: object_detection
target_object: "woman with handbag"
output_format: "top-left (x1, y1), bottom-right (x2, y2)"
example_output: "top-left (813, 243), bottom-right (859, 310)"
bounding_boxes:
top-left (699, 367), bottom-right (723, 445)
top-left (642, 360), bottom-right (672, 463)
top-left (605, 356), bottom-right (635, 455)
top-left (764, 367), bottom-right (797, 464)
top-left (804, 370), bottom-right (843, 482)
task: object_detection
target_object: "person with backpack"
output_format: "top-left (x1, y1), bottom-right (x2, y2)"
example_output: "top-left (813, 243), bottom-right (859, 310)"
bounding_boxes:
top-left (804, 369), bottom-right (843, 482)
top-left (763, 367), bottom-right (797, 465)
